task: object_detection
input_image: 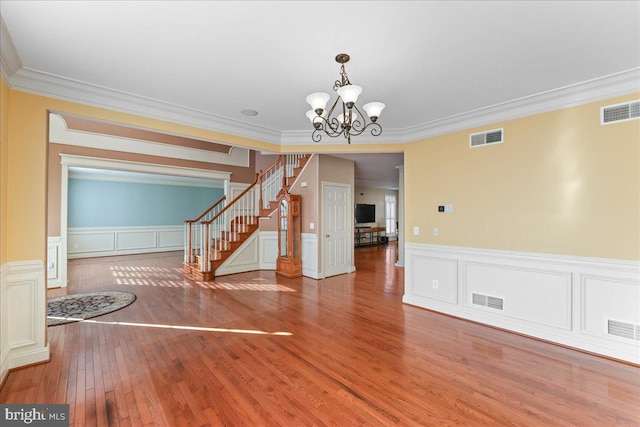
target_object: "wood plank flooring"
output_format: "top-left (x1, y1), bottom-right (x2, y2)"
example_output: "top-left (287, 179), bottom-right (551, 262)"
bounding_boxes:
top-left (1, 243), bottom-right (639, 426)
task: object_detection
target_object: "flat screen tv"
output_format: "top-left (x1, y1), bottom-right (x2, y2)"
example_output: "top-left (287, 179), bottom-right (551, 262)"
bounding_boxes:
top-left (355, 203), bottom-right (375, 224)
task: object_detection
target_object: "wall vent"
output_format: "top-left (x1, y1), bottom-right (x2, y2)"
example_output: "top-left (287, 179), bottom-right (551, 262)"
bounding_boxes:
top-left (472, 293), bottom-right (504, 310)
top-left (607, 319), bottom-right (640, 341)
top-left (601, 101), bottom-right (640, 125)
top-left (469, 128), bottom-right (503, 147)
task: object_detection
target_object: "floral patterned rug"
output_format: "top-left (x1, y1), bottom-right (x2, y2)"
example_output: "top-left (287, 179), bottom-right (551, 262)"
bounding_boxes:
top-left (47, 291), bottom-right (136, 326)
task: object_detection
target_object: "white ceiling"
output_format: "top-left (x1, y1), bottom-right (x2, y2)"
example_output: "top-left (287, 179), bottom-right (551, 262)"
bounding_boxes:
top-left (1, 1), bottom-right (638, 142)
top-left (1, 1), bottom-right (638, 189)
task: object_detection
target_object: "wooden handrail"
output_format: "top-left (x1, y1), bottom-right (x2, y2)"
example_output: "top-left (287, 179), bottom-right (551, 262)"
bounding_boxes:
top-left (185, 196), bottom-right (227, 223)
top-left (261, 154), bottom-right (285, 177)
top-left (189, 154), bottom-right (308, 226)
top-left (202, 173), bottom-right (260, 225)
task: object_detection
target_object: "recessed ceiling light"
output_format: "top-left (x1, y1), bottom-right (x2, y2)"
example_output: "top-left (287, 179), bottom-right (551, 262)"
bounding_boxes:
top-left (241, 109), bottom-right (258, 117)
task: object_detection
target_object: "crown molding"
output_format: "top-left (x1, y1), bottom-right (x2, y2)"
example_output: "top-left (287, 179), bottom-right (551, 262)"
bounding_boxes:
top-left (401, 68), bottom-right (640, 142)
top-left (262, 68), bottom-right (640, 146)
top-left (3, 41), bottom-right (638, 147)
top-left (0, 16), bottom-right (22, 79)
top-left (7, 67), bottom-right (283, 144)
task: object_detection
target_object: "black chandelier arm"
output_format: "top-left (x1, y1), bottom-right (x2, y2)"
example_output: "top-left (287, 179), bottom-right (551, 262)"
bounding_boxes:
top-left (349, 104), bottom-right (367, 133)
top-left (347, 121), bottom-right (383, 138)
top-left (340, 119), bottom-right (383, 139)
top-left (312, 127), bottom-right (348, 143)
top-left (366, 122), bottom-right (383, 137)
top-left (311, 129), bottom-right (324, 143)
top-left (346, 118), bottom-right (365, 135)
top-left (324, 96), bottom-right (341, 121)
top-left (327, 117), bottom-right (342, 134)
top-left (314, 114), bottom-right (342, 136)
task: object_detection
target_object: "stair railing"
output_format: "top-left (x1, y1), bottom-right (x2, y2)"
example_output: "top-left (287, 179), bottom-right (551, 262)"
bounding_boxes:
top-left (185, 153), bottom-right (311, 275)
top-left (259, 155), bottom-right (285, 210)
top-left (259, 153), bottom-right (309, 210)
top-left (184, 196), bottom-right (226, 264)
top-left (199, 174), bottom-right (260, 273)
top-left (285, 153), bottom-right (307, 182)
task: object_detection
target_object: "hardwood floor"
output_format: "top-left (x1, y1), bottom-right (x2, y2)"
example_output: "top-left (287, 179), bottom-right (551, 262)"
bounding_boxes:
top-left (1, 242), bottom-right (639, 426)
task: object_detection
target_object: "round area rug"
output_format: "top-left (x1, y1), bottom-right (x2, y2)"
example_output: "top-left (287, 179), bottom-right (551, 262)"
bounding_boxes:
top-left (47, 291), bottom-right (136, 326)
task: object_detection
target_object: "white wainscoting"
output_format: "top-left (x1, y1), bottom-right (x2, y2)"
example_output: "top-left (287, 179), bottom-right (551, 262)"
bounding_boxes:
top-left (258, 232), bottom-right (320, 278)
top-left (68, 226), bottom-right (183, 259)
top-left (236, 231), bottom-right (319, 279)
top-left (403, 243), bottom-right (640, 364)
top-left (47, 236), bottom-right (62, 288)
top-left (0, 260), bottom-right (50, 383)
top-left (259, 231), bottom-right (278, 271)
top-left (302, 233), bottom-right (320, 279)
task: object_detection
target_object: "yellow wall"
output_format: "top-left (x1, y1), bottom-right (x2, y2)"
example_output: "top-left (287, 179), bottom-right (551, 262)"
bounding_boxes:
top-left (3, 87), bottom-right (639, 263)
top-left (0, 77), bottom-right (8, 264)
top-left (405, 93), bottom-right (640, 260)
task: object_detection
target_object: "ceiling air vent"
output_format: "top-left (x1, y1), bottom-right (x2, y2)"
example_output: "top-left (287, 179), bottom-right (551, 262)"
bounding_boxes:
top-left (469, 128), bottom-right (503, 148)
top-left (607, 319), bottom-right (640, 341)
top-left (472, 293), bottom-right (504, 311)
top-left (601, 100), bottom-right (640, 125)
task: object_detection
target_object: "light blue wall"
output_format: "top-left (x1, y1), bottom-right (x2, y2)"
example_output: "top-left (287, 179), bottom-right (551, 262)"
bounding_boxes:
top-left (68, 179), bottom-right (224, 227)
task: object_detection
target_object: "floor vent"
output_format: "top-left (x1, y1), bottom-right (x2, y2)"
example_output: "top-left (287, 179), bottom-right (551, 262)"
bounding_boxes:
top-left (470, 128), bottom-right (503, 147)
top-left (601, 101), bottom-right (640, 125)
top-left (607, 319), bottom-right (640, 341)
top-left (472, 293), bottom-right (504, 310)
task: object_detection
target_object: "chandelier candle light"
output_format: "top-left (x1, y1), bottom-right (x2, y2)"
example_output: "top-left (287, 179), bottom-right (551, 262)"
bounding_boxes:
top-left (306, 53), bottom-right (385, 144)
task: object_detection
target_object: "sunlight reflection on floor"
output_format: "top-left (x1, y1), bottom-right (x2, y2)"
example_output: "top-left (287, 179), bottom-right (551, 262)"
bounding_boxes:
top-left (75, 318), bottom-right (292, 335)
top-left (110, 265), bottom-right (296, 291)
top-left (196, 281), bottom-right (296, 292)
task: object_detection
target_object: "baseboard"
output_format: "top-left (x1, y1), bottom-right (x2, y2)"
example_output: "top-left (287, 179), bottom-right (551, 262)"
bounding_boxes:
top-left (404, 243), bottom-right (640, 364)
top-left (4, 345), bottom-right (50, 371)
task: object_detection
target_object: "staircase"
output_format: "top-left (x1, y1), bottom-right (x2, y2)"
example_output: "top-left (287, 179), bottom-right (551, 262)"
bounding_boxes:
top-left (183, 154), bottom-right (310, 281)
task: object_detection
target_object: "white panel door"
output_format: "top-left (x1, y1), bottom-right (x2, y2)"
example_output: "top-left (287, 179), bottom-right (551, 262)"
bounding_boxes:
top-left (322, 182), bottom-right (351, 278)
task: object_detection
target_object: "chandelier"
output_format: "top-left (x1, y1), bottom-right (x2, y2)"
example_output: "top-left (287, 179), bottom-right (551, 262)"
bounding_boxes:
top-left (306, 53), bottom-right (385, 144)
